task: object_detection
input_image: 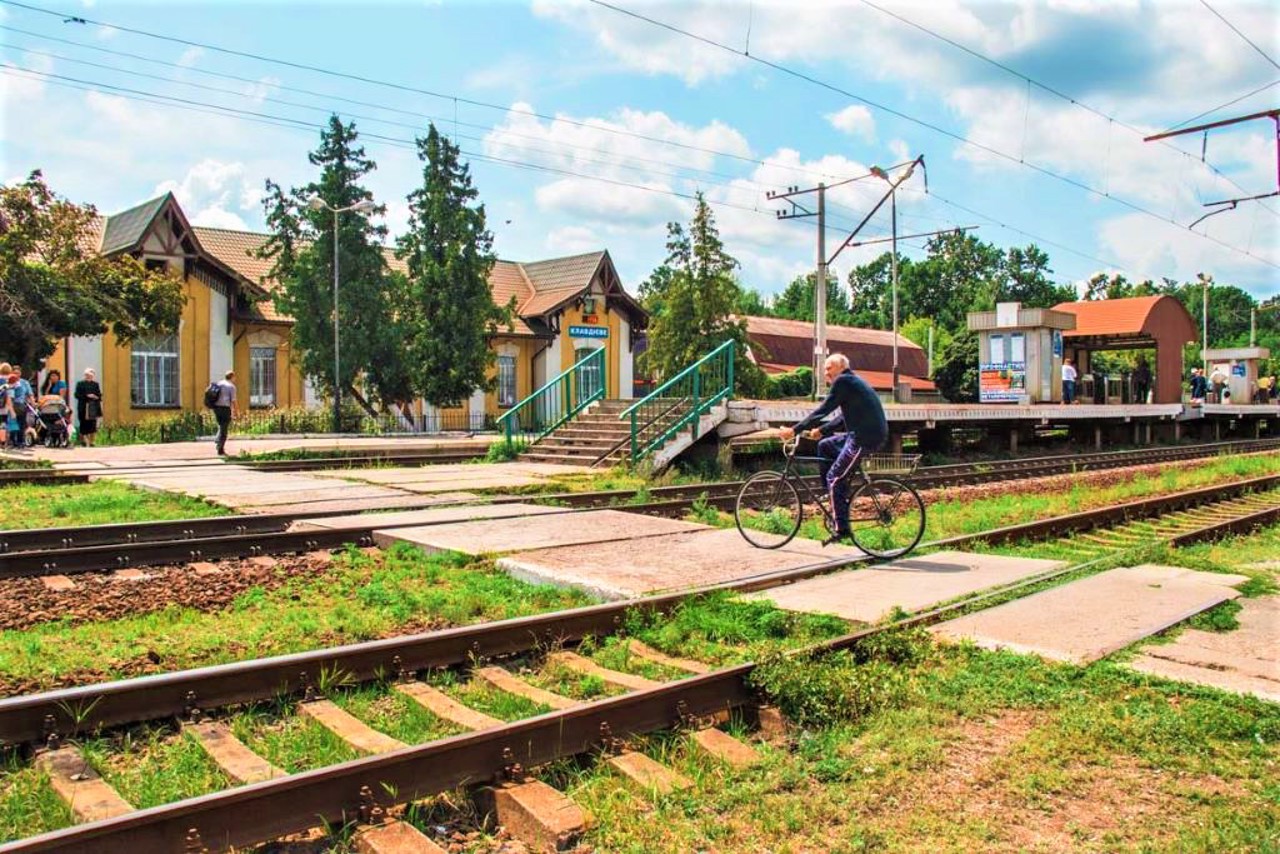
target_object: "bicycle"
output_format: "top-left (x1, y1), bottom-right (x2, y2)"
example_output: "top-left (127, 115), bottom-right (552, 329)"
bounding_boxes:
top-left (734, 437), bottom-right (926, 559)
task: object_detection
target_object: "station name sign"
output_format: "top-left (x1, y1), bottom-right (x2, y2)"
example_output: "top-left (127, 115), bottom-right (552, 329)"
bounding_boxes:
top-left (569, 325), bottom-right (608, 339)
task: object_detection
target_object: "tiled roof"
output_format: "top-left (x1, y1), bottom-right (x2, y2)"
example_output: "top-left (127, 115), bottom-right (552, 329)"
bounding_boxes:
top-left (87, 198), bottom-right (627, 336)
top-left (744, 315), bottom-right (929, 379)
top-left (100, 194), bottom-right (171, 255)
top-left (519, 251), bottom-right (605, 315)
top-left (744, 315), bottom-right (920, 350)
top-left (1052, 296), bottom-right (1165, 337)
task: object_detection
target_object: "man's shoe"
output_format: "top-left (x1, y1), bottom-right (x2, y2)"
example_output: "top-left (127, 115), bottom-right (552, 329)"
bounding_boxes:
top-left (822, 532), bottom-right (850, 547)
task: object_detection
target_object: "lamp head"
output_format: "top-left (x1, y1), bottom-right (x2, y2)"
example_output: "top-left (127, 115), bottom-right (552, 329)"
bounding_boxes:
top-left (306, 196), bottom-right (327, 212)
top-left (352, 199), bottom-right (377, 214)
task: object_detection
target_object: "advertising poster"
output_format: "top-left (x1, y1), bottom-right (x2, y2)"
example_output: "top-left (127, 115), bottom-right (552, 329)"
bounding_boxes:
top-left (980, 361), bottom-right (1027, 402)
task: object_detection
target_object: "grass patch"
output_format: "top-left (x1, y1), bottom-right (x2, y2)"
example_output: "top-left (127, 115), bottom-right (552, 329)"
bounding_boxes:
top-left (0, 480), bottom-right (228, 530)
top-left (0, 544), bottom-right (591, 691)
top-left (567, 643), bottom-right (1280, 853)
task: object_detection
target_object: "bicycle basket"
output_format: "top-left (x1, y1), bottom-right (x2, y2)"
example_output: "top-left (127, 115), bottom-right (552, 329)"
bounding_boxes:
top-left (863, 453), bottom-right (922, 475)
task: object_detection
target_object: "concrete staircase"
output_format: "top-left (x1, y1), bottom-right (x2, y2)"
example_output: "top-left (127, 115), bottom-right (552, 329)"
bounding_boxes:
top-left (518, 400), bottom-right (635, 467)
top-left (519, 398), bottom-right (730, 469)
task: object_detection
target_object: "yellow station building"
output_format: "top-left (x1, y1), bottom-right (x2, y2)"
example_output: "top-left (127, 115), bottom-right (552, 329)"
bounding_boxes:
top-left (47, 194), bottom-right (647, 428)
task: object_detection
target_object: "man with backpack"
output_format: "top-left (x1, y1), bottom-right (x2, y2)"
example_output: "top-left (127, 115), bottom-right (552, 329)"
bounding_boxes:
top-left (206, 370), bottom-right (238, 456)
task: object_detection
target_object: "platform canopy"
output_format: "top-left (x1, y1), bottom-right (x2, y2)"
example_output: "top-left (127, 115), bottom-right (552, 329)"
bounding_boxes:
top-left (1051, 295), bottom-right (1197, 403)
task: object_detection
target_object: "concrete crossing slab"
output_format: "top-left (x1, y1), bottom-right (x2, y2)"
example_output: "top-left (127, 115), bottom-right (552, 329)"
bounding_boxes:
top-left (1129, 595), bottom-right (1278, 702)
top-left (222, 486), bottom-right (400, 508)
top-left (296, 501), bottom-right (565, 531)
top-left (498, 528), bottom-right (862, 601)
top-left (374, 509), bottom-right (705, 557)
top-left (392, 475), bottom-right (550, 494)
top-left (261, 493), bottom-right (477, 516)
top-left (932, 565), bottom-right (1244, 664)
top-left (754, 551), bottom-right (1065, 624)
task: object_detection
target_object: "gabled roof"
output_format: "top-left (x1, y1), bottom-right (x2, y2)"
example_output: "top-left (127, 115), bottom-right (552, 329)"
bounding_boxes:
top-left (518, 251), bottom-right (607, 316)
top-left (100, 194), bottom-right (172, 255)
top-left (743, 314), bottom-right (929, 379)
top-left (744, 315), bottom-right (922, 351)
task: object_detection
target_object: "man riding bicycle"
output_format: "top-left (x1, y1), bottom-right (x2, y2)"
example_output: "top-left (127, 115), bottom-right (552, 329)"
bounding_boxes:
top-left (778, 353), bottom-right (888, 545)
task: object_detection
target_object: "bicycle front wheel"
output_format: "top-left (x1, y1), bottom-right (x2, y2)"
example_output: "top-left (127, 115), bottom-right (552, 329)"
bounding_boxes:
top-left (735, 471), bottom-right (803, 549)
top-left (847, 477), bottom-right (925, 559)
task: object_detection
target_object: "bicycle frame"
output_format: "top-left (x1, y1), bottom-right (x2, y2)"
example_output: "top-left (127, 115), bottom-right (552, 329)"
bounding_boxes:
top-left (774, 439), bottom-right (877, 531)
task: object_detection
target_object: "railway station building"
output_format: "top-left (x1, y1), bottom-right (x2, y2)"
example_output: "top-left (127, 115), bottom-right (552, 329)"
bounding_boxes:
top-left (45, 193), bottom-right (647, 428)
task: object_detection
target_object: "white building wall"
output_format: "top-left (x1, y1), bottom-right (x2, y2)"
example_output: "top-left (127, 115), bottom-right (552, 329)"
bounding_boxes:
top-left (468, 388), bottom-right (486, 430)
top-left (67, 335), bottom-right (103, 390)
top-left (208, 293), bottom-right (234, 380)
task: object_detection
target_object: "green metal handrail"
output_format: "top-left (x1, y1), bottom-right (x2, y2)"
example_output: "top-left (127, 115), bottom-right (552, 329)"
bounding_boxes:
top-left (496, 347), bottom-right (607, 445)
top-left (618, 340), bottom-right (735, 466)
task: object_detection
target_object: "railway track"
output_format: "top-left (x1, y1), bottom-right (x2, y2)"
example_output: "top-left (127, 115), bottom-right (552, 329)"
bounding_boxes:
top-left (0, 478), bottom-right (1277, 852)
top-left (4, 439), bottom-right (1278, 575)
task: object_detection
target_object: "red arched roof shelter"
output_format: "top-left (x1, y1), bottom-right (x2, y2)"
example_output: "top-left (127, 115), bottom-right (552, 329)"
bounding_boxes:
top-left (1051, 295), bottom-right (1197, 403)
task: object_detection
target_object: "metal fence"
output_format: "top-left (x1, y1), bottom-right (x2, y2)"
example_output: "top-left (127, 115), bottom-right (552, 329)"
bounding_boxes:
top-left (94, 408), bottom-right (497, 446)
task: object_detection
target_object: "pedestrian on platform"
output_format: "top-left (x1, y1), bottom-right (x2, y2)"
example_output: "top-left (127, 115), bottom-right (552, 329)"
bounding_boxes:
top-left (74, 368), bottom-right (102, 447)
top-left (0, 362), bottom-right (10, 448)
top-left (1189, 367), bottom-right (1208, 405)
top-left (41, 370), bottom-right (68, 402)
top-left (1061, 359), bottom-right (1077, 404)
top-left (1270, 374), bottom-right (1278, 402)
top-left (1209, 367), bottom-right (1228, 403)
top-left (1254, 375), bottom-right (1271, 404)
top-left (212, 370), bottom-right (238, 456)
top-left (8, 367), bottom-right (32, 448)
top-left (1133, 357), bottom-right (1151, 404)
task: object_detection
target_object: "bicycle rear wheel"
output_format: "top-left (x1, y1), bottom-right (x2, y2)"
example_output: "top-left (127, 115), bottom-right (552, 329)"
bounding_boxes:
top-left (735, 471), bottom-right (803, 549)
top-left (847, 477), bottom-right (925, 559)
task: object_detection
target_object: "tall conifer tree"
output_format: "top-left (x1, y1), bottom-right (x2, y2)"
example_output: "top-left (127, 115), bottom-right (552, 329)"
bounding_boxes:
top-left (396, 124), bottom-right (508, 406)
top-left (259, 115), bottom-right (407, 407)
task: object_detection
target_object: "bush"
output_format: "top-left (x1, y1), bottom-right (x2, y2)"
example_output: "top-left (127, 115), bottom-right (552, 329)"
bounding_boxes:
top-left (485, 437), bottom-right (528, 462)
top-left (762, 366), bottom-right (814, 399)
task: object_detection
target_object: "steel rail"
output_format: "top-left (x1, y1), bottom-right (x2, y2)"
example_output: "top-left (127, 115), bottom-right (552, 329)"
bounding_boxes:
top-left (5, 438), bottom-right (1277, 557)
top-left (7, 486), bottom-right (1279, 854)
top-left (4, 473), bottom-right (1277, 746)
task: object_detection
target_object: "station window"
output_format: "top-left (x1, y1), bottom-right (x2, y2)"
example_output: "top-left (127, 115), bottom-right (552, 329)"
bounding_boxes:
top-left (250, 347), bottom-right (277, 408)
top-left (497, 354), bottom-right (517, 407)
top-left (130, 333), bottom-right (179, 407)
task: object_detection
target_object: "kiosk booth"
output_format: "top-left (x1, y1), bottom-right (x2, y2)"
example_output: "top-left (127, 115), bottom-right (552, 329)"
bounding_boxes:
top-left (1203, 346), bottom-right (1271, 403)
top-left (967, 303), bottom-right (1077, 403)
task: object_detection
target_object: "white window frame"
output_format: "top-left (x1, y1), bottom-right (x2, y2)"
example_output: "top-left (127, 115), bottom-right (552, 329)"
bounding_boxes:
top-left (497, 354), bottom-right (517, 407)
top-left (250, 347), bottom-right (277, 408)
top-left (130, 333), bottom-right (180, 407)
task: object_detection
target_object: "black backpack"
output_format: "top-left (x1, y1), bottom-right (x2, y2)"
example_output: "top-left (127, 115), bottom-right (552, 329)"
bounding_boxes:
top-left (203, 382), bottom-right (221, 409)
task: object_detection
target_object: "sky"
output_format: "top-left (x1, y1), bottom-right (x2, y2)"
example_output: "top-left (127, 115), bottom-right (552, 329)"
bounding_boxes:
top-left (2, 0), bottom-right (1278, 302)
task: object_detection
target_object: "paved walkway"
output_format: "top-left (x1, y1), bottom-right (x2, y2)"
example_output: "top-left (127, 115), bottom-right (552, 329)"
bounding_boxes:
top-left (2, 434), bottom-right (499, 467)
top-left (83, 461), bottom-right (589, 515)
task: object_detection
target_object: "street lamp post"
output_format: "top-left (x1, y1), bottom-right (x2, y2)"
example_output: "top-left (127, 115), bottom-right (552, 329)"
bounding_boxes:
top-left (871, 160), bottom-right (919, 403)
top-left (307, 196), bottom-right (376, 434)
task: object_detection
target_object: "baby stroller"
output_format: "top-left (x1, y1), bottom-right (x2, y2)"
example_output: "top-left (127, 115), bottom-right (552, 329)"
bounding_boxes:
top-left (35, 396), bottom-right (70, 448)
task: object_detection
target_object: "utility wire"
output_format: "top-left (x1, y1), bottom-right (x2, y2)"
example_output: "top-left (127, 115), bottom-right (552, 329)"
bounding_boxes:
top-left (588, 0), bottom-right (1279, 269)
top-left (856, 0), bottom-right (1279, 218)
top-left (0, 0), bottom-right (865, 185)
top-left (0, 24), bottom-right (797, 196)
top-left (1198, 0), bottom-right (1280, 71)
top-left (1161, 78), bottom-right (1280, 134)
top-left (0, 63), bottom-right (895, 245)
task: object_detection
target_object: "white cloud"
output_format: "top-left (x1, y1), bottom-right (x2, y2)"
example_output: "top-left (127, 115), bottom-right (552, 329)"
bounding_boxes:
top-left (154, 159), bottom-right (257, 220)
top-left (176, 47), bottom-right (204, 68)
top-left (546, 224), bottom-right (601, 254)
top-left (189, 206), bottom-right (248, 230)
top-left (826, 105), bottom-right (875, 141)
top-left (535, 177), bottom-right (687, 224)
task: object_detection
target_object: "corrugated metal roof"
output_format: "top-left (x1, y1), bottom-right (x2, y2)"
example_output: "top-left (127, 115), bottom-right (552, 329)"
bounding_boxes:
top-left (100, 194), bottom-right (170, 255)
top-left (745, 315), bottom-right (920, 349)
top-left (745, 315), bottom-right (929, 380)
top-left (1052, 296), bottom-right (1164, 337)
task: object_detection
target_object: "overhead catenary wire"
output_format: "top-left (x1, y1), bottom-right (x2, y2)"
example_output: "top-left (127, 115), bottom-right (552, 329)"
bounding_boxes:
top-left (0, 12), bottom-right (1258, 290)
top-left (1198, 0), bottom-right (1280, 72)
top-left (0, 0), bottom-right (866, 186)
top-left (587, 0), bottom-right (1279, 270)
top-left (0, 63), bottom-right (904, 249)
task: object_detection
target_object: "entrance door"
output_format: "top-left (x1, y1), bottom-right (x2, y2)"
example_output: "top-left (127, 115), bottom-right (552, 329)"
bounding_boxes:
top-left (576, 346), bottom-right (603, 401)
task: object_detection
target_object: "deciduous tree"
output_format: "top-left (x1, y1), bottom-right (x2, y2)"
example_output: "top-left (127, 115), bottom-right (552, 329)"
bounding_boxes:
top-left (0, 171), bottom-right (184, 369)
